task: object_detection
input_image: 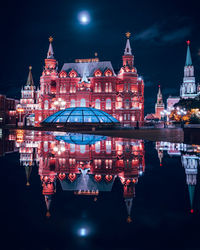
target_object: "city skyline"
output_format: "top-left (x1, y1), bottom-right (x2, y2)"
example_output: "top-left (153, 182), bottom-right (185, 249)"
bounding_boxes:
top-left (1, 0), bottom-right (200, 114)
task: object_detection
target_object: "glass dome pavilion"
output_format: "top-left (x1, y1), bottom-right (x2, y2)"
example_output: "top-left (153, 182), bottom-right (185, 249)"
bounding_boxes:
top-left (42, 107), bottom-right (120, 127)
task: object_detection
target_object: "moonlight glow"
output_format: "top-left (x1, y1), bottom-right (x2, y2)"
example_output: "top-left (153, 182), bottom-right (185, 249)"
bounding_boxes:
top-left (78, 11), bottom-right (90, 25)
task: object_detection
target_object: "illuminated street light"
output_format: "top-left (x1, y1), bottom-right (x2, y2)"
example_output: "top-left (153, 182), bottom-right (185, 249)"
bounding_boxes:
top-left (54, 98), bottom-right (66, 110)
top-left (17, 105), bottom-right (24, 127)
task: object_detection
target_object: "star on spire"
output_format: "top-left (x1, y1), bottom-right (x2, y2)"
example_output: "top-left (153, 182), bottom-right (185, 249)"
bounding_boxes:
top-left (124, 32), bottom-right (132, 55)
top-left (47, 36), bottom-right (54, 59)
top-left (126, 32), bottom-right (131, 38)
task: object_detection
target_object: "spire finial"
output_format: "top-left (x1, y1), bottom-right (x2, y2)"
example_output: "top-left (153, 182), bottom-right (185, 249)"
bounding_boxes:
top-left (47, 37), bottom-right (54, 59)
top-left (29, 66), bottom-right (32, 70)
top-left (126, 32), bottom-right (131, 38)
top-left (49, 36), bottom-right (53, 43)
top-left (186, 40), bottom-right (190, 46)
top-left (185, 40), bottom-right (192, 66)
top-left (127, 216), bottom-right (132, 223)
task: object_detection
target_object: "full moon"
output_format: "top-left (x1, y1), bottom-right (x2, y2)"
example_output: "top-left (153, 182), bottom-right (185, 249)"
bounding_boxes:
top-left (78, 11), bottom-right (90, 25)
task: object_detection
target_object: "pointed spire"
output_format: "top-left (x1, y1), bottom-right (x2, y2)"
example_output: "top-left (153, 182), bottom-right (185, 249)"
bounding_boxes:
top-left (25, 165), bottom-right (32, 186)
top-left (81, 73), bottom-right (89, 83)
top-left (124, 32), bottom-right (132, 55)
top-left (125, 198), bottom-right (133, 223)
top-left (157, 85), bottom-right (163, 104)
top-left (26, 66), bottom-right (34, 86)
top-left (188, 184), bottom-right (195, 212)
top-left (185, 40), bottom-right (192, 66)
top-left (45, 195), bottom-right (52, 218)
top-left (47, 36), bottom-right (54, 59)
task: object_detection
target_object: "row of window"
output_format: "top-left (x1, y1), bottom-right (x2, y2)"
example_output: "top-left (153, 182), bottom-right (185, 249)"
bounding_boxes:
top-left (43, 98), bottom-right (141, 110)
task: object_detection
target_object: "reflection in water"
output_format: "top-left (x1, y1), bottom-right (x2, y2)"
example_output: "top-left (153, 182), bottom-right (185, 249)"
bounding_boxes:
top-left (1, 129), bottom-right (200, 223)
top-left (8, 130), bottom-right (145, 222)
top-left (156, 141), bottom-right (200, 213)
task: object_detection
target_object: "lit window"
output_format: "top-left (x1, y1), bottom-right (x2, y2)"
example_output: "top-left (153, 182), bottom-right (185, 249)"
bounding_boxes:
top-left (106, 140), bottom-right (111, 153)
top-left (106, 99), bottom-right (111, 110)
top-left (109, 83), bottom-right (112, 92)
top-left (70, 99), bottom-right (76, 107)
top-left (125, 99), bottom-right (130, 109)
top-left (44, 100), bottom-right (49, 110)
top-left (116, 97), bottom-right (123, 109)
top-left (105, 83), bottom-right (108, 92)
top-left (95, 99), bottom-right (101, 109)
top-left (80, 99), bottom-right (86, 107)
top-left (80, 145), bottom-right (86, 154)
top-left (95, 141), bottom-right (101, 153)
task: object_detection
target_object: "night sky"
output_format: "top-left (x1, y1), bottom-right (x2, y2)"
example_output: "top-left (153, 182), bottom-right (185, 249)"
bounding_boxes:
top-left (1, 0), bottom-right (200, 114)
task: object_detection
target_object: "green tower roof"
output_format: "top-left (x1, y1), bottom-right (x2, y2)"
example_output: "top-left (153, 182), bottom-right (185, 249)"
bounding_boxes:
top-left (185, 41), bottom-right (192, 66)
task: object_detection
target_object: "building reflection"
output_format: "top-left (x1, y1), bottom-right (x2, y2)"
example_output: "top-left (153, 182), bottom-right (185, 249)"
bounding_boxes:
top-left (13, 130), bottom-right (145, 222)
top-left (156, 141), bottom-right (200, 213)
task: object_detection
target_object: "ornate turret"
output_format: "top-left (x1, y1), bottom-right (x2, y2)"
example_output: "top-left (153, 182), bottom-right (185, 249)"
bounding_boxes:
top-left (122, 32), bottom-right (134, 68)
top-left (44, 36), bottom-right (58, 73)
top-left (47, 36), bottom-right (54, 59)
top-left (25, 165), bottom-right (32, 186)
top-left (180, 41), bottom-right (196, 98)
top-left (155, 85), bottom-right (165, 119)
top-left (26, 66), bottom-right (34, 87)
top-left (182, 154), bottom-right (198, 213)
top-left (45, 195), bottom-right (52, 218)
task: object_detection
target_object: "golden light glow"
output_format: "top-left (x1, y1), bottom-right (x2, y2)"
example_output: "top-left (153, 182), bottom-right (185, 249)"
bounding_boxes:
top-left (49, 36), bottom-right (53, 43)
top-left (29, 66), bottom-right (32, 70)
top-left (126, 32), bottom-right (131, 38)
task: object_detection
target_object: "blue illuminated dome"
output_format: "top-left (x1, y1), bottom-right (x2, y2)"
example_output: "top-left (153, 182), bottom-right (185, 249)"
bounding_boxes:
top-left (42, 107), bottom-right (119, 127)
top-left (55, 133), bottom-right (107, 145)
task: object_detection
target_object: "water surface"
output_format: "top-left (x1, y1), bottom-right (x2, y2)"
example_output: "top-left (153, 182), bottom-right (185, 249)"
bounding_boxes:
top-left (1, 129), bottom-right (200, 249)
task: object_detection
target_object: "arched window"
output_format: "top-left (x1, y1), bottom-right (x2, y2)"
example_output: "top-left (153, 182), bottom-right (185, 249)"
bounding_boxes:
top-left (109, 83), bottom-right (112, 92)
top-left (116, 97), bottom-right (122, 109)
top-left (95, 141), bottom-right (101, 153)
top-left (70, 99), bottom-right (76, 107)
top-left (80, 145), bottom-right (86, 154)
top-left (80, 99), bottom-right (86, 107)
top-left (125, 99), bottom-right (130, 109)
top-left (106, 140), bottom-right (111, 153)
top-left (98, 83), bottom-right (101, 93)
top-left (106, 99), bottom-right (111, 110)
top-left (95, 99), bottom-right (101, 109)
top-left (105, 83), bottom-right (108, 92)
top-left (44, 100), bottom-right (49, 110)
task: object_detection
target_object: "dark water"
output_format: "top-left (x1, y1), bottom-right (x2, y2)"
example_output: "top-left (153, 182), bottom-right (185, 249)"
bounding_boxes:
top-left (0, 129), bottom-right (200, 250)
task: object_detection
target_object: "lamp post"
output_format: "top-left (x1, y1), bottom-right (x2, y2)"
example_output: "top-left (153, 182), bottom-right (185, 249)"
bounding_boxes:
top-left (177, 108), bottom-right (187, 128)
top-left (17, 106), bottom-right (24, 127)
top-left (161, 110), bottom-right (170, 128)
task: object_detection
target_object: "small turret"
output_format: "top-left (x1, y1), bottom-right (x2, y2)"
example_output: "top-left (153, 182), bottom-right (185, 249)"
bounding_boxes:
top-left (44, 36), bottom-right (57, 72)
top-left (185, 40), bottom-right (192, 66)
top-left (122, 32), bottom-right (134, 68)
top-left (26, 66), bottom-right (34, 87)
top-left (155, 85), bottom-right (165, 119)
top-left (47, 36), bottom-right (54, 59)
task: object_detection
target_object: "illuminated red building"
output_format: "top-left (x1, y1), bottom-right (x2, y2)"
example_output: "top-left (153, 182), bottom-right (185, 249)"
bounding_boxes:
top-left (13, 130), bottom-right (145, 221)
top-left (20, 33), bottom-right (144, 127)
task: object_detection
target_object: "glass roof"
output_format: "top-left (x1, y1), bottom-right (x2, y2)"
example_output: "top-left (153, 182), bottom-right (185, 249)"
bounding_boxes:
top-left (55, 133), bottom-right (107, 145)
top-left (42, 107), bottom-right (120, 124)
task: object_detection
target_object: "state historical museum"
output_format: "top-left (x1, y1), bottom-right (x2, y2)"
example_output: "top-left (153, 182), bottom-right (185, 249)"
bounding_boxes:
top-left (19, 33), bottom-right (144, 127)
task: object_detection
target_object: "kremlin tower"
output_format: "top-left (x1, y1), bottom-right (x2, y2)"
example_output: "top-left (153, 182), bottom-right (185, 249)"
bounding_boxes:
top-left (155, 85), bottom-right (165, 119)
top-left (180, 41), bottom-right (197, 99)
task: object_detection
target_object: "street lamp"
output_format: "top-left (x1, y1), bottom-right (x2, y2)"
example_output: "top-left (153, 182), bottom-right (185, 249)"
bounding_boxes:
top-left (177, 108), bottom-right (187, 128)
top-left (160, 110), bottom-right (170, 128)
top-left (17, 106), bottom-right (24, 127)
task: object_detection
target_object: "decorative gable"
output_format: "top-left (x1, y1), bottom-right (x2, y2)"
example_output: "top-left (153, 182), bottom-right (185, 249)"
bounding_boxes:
top-left (104, 68), bottom-right (113, 76)
top-left (94, 69), bottom-right (102, 77)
